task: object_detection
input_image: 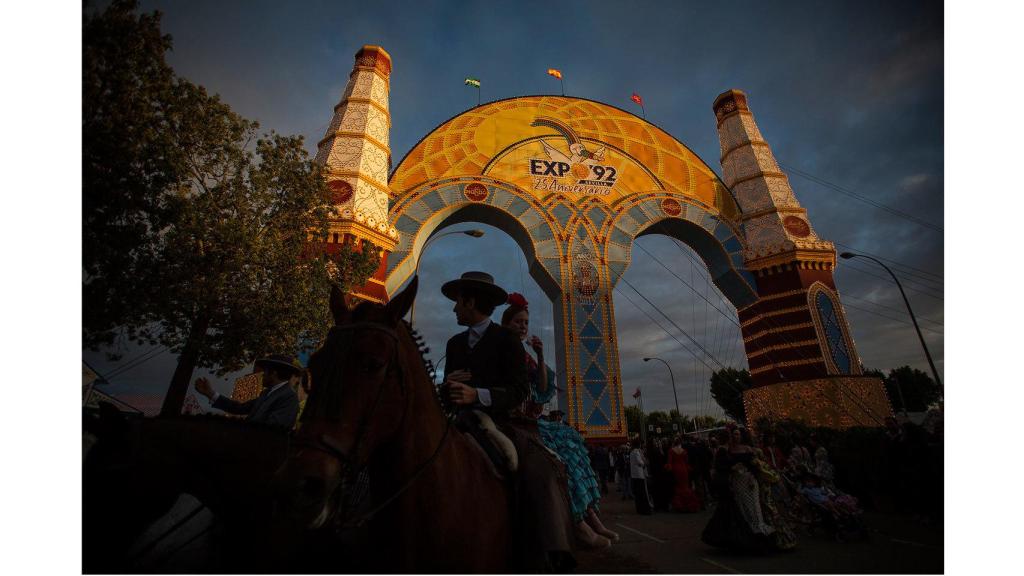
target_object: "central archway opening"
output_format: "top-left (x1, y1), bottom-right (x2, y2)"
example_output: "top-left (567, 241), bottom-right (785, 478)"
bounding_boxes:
top-left (612, 233), bottom-right (749, 427)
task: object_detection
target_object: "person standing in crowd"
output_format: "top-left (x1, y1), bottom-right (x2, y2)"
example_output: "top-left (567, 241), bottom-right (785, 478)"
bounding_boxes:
top-left (630, 438), bottom-right (653, 515)
top-left (814, 446), bottom-right (836, 489)
top-left (616, 445), bottom-right (633, 500)
top-left (702, 427), bottom-right (786, 554)
top-left (193, 354), bottom-right (301, 430)
top-left (665, 436), bottom-right (701, 512)
top-left (500, 293), bottom-right (619, 547)
top-left (647, 438), bottom-right (672, 512)
top-left (685, 434), bottom-right (713, 510)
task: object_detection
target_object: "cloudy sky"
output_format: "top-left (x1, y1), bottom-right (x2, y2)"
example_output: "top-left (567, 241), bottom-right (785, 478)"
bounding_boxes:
top-left (83, 0), bottom-right (943, 417)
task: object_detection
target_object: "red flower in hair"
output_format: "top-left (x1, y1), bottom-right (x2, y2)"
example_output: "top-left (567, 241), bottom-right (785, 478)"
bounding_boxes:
top-left (507, 292), bottom-right (529, 310)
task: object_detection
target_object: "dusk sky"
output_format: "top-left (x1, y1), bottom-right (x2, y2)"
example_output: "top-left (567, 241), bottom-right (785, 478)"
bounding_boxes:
top-left (83, 0), bottom-right (944, 418)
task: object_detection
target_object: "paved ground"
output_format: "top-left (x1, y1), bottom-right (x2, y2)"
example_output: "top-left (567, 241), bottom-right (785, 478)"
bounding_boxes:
top-left (575, 495), bottom-right (943, 574)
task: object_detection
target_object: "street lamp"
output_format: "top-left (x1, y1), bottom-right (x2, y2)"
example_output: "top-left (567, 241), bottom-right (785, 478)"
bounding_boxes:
top-left (839, 251), bottom-right (943, 406)
top-left (409, 229), bottom-right (484, 325)
top-left (643, 356), bottom-right (680, 431)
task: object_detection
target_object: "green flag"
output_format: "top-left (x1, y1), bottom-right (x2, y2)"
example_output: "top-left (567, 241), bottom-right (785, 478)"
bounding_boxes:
top-left (464, 77), bottom-right (480, 88)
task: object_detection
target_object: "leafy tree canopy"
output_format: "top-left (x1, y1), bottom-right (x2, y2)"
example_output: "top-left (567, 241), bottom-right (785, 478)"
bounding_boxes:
top-left (83, 1), bottom-right (377, 414)
top-left (709, 367), bottom-right (752, 423)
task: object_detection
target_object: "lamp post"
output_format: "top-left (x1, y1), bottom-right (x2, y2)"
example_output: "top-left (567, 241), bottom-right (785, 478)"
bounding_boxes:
top-left (839, 251), bottom-right (943, 408)
top-left (408, 229), bottom-right (484, 324)
top-left (644, 356), bottom-right (680, 431)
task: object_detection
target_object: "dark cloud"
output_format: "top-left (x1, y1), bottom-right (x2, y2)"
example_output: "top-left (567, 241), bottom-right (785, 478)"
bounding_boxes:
top-left (87, 0), bottom-right (942, 415)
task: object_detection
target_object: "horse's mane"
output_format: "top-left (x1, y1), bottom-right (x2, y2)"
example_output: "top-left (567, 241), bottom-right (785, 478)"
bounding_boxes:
top-left (303, 301), bottom-right (444, 423)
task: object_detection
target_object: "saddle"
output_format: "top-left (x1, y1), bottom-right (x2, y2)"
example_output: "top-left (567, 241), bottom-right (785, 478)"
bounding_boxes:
top-left (460, 410), bottom-right (519, 474)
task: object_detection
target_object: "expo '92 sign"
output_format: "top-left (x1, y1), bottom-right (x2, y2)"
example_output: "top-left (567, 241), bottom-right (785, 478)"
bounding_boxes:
top-left (527, 117), bottom-right (618, 196)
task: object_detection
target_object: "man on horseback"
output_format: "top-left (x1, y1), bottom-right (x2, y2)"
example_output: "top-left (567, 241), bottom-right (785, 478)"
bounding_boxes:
top-left (441, 271), bottom-right (576, 571)
top-left (194, 354), bottom-right (301, 429)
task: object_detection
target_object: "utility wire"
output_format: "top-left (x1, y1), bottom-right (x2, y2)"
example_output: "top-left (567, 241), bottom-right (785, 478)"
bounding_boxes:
top-left (842, 293), bottom-right (944, 328)
top-left (840, 261), bottom-right (944, 301)
top-left (779, 161), bottom-right (943, 233)
top-left (106, 346), bottom-right (170, 380)
top-left (833, 241), bottom-right (943, 284)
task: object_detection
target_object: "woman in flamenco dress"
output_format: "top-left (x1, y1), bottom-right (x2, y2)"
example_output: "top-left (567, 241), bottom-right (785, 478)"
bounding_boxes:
top-left (501, 293), bottom-right (620, 548)
top-left (665, 436), bottom-right (702, 512)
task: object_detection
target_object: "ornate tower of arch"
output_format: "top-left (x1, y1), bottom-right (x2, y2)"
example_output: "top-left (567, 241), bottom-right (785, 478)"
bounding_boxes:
top-left (315, 45), bottom-right (400, 303)
top-left (714, 89), bottom-right (892, 426)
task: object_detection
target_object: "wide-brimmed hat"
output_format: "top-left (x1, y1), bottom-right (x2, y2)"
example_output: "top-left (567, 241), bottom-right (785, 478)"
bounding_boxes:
top-left (441, 271), bottom-right (508, 308)
top-left (254, 354), bottom-right (303, 376)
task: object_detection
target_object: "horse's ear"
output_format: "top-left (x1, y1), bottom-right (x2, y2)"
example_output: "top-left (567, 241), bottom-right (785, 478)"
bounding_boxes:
top-left (329, 284), bottom-right (353, 326)
top-left (385, 275), bottom-right (418, 325)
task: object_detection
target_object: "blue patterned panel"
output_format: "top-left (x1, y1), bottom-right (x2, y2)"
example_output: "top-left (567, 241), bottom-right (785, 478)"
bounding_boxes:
top-left (606, 259), bottom-right (628, 283)
top-left (587, 405), bottom-right (610, 426)
top-left (505, 196), bottom-right (531, 217)
top-left (581, 382), bottom-right (595, 421)
top-left (580, 320), bottom-right (601, 338)
top-left (489, 187), bottom-right (515, 210)
top-left (550, 203), bottom-right (573, 227)
top-left (815, 292), bottom-right (852, 373)
top-left (609, 226), bottom-right (632, 247)
top-left (518, 208), bottom-right (543, 231)
top-left (438, 186), bottom-right (464, 205)
top-left (531, 223), bottom-right (554, 242)
top-left (595, 392), bottom-right (613, 424)
top-left (580, 338), bottom-right (602, 356)
top-left (584, 382), bottom-right (606, 401)
top-left (713, 222), bottom-right (734, 243)
top-left (419, 191), bottom-right (448, 212)
top-left (396, 214), bottom-right (421, 235)
top-left (723, 236), bottom-right (743, 254)
top-left (583, 363), bottom-right (606, 381)
top-left (588, 207), bottom-right (607, 230)
top-left (628, 206), bottom-right (650, 229)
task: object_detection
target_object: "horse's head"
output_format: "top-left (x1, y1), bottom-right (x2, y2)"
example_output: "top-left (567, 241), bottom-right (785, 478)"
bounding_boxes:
top-left (274, 277), bottom-right (423, 529)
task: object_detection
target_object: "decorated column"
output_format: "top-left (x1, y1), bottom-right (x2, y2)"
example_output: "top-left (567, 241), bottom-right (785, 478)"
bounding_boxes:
top-left (315, 45), bottom-right (399, 303)
top-left (714, 89), bottom-right (893, 427)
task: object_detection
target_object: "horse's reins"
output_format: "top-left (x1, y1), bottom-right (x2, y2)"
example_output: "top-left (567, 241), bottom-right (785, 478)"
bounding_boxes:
top-left (292, 321), bottom-right (452, 530)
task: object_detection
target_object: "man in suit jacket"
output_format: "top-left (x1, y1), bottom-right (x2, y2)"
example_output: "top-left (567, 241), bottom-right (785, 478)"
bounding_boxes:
top-left (194, 354), bottom-right (301, 430)
top-left (441, 271), bottom-right (576, 571)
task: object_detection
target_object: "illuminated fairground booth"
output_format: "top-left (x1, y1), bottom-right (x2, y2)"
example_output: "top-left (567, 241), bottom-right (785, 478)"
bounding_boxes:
top-left (310, 45), bottom-right (893, 443)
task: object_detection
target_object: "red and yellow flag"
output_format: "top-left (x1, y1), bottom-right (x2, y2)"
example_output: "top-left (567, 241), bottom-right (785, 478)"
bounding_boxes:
top-left (631, 92), bottom-right (643, 106)
top-left (547, 68), bottom-right (563, 80)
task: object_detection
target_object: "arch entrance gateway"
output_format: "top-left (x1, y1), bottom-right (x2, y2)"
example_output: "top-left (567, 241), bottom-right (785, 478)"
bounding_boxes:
top-left (317, 46), bottom-right (893, 443)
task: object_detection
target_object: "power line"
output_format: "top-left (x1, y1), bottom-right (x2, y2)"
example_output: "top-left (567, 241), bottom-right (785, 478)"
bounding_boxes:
top-left (833, 241), bottom-right (943, 283)
top-left (779, 161), bottom-right (943, 233)
top-left (841, 301), bottom-right (944, 337)
top-left (842, 292), bottom-right (944, 328)
top-left (106, 346), bottom-right (170, 380)
top-left (840, 261), bottom-right (944, 301)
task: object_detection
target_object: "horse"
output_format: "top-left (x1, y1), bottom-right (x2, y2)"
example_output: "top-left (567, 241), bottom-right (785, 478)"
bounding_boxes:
top-left (83, 405), bottom-right (295, 573)
top-left (273, 277), bottom-right (512, 573)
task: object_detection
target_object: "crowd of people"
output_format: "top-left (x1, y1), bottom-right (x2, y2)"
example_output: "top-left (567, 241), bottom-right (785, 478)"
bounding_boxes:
top-left (593, 422), bottom-right (890, 554)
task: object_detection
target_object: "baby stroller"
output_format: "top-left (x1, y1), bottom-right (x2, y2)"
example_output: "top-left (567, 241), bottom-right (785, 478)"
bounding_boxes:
top-left (784, 471), bottom-right (867, 541)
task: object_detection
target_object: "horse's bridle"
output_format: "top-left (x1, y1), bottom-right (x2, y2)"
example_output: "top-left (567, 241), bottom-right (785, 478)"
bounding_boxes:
top-left (289, 321), bottom-right (451, 530)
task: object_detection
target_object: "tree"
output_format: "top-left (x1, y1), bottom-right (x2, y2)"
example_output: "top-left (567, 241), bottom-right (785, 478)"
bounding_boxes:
top-left (83, 1), bottom-right (377, 415)
top-left (709, 367), bottom-right (752, 423)
top-left (884, 366), bottom-right (941, 413)
top-left (623, 405), bottom-right (644, 439)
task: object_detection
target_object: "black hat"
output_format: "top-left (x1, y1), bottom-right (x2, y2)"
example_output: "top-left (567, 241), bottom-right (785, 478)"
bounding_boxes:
top-left (254, 354), bottom-right (302, 376)
top-left (441, 271), bottom-right (508, 308)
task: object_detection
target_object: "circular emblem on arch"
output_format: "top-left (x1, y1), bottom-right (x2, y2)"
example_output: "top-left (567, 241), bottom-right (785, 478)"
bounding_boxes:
top-left (464, 182), bottom-right (489, 202)
top-left (783, 215), bottom-right (811, 238)
top-left (661, 198), bottom-right (683, 217)
top-left (328, 180), bottom-right (353, 204)
top-left (573, 252), bottom-right (600, 305)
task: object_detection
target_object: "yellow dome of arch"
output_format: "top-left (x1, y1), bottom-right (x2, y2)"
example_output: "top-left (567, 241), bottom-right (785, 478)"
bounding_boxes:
top-left (389, 95), bottom-right (740, 220)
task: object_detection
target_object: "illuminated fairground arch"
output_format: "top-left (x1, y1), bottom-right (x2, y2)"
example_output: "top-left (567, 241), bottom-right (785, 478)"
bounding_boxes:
top-left (384, 96), bottom-right (770, 442)
top-left (314, 46), bottom-right (892, 441)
